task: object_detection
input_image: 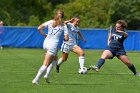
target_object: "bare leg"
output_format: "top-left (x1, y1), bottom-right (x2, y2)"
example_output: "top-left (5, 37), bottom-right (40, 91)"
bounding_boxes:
top-left (89, 50), bottom-right (113, 72)
top-left (118, 55), bottom-right (138, 75)
top-left (32, 52), bottom-right (53, 84)
top-left (73, 46), bottom-right (85, 69)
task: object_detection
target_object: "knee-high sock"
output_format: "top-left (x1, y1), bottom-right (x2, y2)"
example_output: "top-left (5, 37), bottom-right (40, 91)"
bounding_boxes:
top-left (44, 60), bottom-right (56, 78)
top-left (57, 58), bottom-right (63, 66)
top-left (96, 58), bottom-right (105, 69)
top-left (33, 65), bottom-right (47, 82)
top-left (128, 64), bottom-right (137, 75)
top-left (79, 56), bottom-right (85, 69)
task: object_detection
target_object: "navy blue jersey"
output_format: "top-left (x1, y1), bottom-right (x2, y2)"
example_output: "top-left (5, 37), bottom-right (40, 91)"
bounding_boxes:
top-left (109, 28), bottom-right (127, 50)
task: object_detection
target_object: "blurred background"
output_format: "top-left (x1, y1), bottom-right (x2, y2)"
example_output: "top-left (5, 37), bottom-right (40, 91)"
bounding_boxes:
top-left (0, 0), bottom-right (140, 50)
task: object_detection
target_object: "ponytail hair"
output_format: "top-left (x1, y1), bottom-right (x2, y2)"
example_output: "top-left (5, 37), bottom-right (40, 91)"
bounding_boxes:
top-left (52, 10), bottom-right (64, 27)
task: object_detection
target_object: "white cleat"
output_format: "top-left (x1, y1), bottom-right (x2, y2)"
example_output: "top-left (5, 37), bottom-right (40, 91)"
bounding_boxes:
top-left (135, 73), bottom-right (140, 76)
top-left (90, 65), bottom-right (99, 72)
top-left (44, 76), bottom-right (50, 83)
top-left (32, 79), bottom-right (39, 85)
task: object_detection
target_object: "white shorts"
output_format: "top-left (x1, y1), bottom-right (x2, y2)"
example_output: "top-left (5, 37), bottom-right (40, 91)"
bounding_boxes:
top-left (61, 42), bottom-right (77, 53)
top-left (43, 39), bottom-right (58, 56)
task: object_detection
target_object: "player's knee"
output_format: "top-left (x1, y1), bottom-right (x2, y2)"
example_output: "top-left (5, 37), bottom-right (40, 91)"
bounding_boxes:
top-left (101, 54), bottom-right (107, 59)
top-left (125, 61), bottom-right (132, 66)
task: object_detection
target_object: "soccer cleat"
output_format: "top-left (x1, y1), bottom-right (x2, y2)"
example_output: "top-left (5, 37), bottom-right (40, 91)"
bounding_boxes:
top-left (56, 65), bottom-right (60, 73)
top-left (32, 79), bottom-right (39, 85)
top-left (90, 65), bottom-right (99, 72)
top-left (134, 73), bottom-right (140, 76)
top-left (44, 76), bottom-right (50, 83)
top-left (87, 68), bottom-right (91, 70)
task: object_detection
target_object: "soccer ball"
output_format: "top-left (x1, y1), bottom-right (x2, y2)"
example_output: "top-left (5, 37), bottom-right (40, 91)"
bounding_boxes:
top-left (78, 67), bottom-right (88, 74)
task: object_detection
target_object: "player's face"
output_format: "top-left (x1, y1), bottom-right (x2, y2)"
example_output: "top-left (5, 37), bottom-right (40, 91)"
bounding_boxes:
top-left (115, 23), bottom-right (123, 31)
top-left (73, 18), bottom-right (80, 26)
top-left (56, 10), bottom-right (64, 18)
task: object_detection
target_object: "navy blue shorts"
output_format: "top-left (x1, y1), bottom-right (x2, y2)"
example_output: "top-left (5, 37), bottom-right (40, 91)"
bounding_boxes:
top-left (107, 47), bottom-right (127, 59)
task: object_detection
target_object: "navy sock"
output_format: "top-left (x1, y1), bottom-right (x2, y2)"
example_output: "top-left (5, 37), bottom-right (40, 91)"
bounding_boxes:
top-left (128, 64), bottom-right (137, 75)
top-left (96, 58), bottom-right (105, 69)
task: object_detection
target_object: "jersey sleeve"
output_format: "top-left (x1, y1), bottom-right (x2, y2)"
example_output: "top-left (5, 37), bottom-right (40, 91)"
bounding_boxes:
top-left (63, 24), bottom-right (69, 35)
top-left (42, 20), bottom-right (54, 28)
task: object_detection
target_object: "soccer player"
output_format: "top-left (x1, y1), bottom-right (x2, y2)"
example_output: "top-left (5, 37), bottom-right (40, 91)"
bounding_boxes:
top-left (43, 17), bottom-right (86, 80)
top-left (56, 16), bottom-right (86, 73)
top-left (32, 10), bottom-right (69, 85)
top-left (88, 20), bottom-right (139, 76)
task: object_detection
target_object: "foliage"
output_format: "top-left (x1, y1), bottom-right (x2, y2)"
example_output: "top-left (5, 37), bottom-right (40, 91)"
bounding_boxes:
top-left (0, 0), bottom-right (140, 30)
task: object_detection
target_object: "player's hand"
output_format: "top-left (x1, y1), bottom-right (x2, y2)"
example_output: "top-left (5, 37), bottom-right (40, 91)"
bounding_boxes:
top-left (44, 34), bottom-right (47, 37)
top-left (108, 41), bottom-right (110, 46)
top-left (70, 18), bottom-right (75, 22)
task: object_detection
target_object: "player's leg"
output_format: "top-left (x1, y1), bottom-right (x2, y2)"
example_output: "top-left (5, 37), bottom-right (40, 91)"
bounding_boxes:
top-left (89, 50), bottom-right (113, 72)
top-left (56, 43), bottom-right (70, 73)
top-left (57, 52), bottom-right (69, 66)
top-left (118, 55), bottom-right (139, 76)
top-left (44, 56), bottom-right (57, 83)
top-left (56, 52), bottom-right (69, 73)
top-left (72, 46), bottom-right (85, 69)
top-left (32, 51), bottom-right (53, 84)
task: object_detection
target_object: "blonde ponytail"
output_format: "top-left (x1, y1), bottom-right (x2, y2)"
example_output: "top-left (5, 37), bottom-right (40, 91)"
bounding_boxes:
top-left (52, 10), bottom-right (64, 27)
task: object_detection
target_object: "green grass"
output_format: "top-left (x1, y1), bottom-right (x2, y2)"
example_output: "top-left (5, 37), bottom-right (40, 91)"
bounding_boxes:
top-left (0, 48), bottom-right (140, 93)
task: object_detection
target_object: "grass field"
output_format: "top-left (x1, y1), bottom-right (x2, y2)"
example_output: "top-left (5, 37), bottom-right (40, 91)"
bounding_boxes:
top-left (0, 48), bottom-right (140, 93)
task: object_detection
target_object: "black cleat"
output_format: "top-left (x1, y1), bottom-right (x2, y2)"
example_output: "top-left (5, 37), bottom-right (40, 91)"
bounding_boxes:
top-left (87, 67), bottom-right (91, 70)
top-left (56, 65), bottom-right (60, 73)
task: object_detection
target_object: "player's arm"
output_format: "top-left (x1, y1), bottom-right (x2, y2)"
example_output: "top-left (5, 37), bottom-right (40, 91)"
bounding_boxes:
top-left (63, 24), bottom-right (69, 41)
top-left (64, 18), bottom-right (74, 24)
top-left (108, 31), bottom-right (112, 46)
top-left (108, 26), bottom-right (112, 45)
top-left (117, 30), bottom-right (128, 38)
top-left (78, 31), bottom-right (86, 43)
top-left (38, 24), bottom-right (47, 37)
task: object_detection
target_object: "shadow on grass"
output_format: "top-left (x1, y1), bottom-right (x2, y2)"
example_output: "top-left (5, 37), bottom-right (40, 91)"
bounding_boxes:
top-left (69, 72), bottom-right (133, 76)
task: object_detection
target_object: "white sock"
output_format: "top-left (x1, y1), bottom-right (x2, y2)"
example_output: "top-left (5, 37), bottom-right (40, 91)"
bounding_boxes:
top-left (33, 65), bottom-right (47, 82)
top-left (57, 58), bottom-right (63, 66)
top-left (44, 60), bottom-right (56, 78)
top-left (79, 56), bottom-right (85, 69)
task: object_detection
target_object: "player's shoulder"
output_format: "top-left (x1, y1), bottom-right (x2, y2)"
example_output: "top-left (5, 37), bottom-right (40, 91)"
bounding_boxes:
top-left (43, 20), bottom-right (55, 26)
top-left (111, 28), bottom-right (116, 33)
top-left (46, 20), bottom-right (55, 24)
top-left (67, 22), bottom-right (73, 26)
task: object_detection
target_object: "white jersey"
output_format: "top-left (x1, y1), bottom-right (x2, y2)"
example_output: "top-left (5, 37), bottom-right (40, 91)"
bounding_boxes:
top-left (43, 20), bottom-right (68, 55)
top-left (64, 22), bottom-right (79, 45)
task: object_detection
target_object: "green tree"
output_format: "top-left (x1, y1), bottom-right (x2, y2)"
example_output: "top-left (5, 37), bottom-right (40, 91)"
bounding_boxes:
top-left (0, 0), bottom-right (140, 30)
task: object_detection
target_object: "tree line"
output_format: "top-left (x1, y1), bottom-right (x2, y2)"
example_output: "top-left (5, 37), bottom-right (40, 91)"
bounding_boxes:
top-left (0, 0), bottom-right (140, 30)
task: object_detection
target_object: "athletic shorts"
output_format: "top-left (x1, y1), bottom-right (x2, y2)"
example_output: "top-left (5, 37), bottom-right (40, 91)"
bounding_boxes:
top-left (61, 42), bottom-right (77, 53)
top-left (43, 38), bottom-right (58, 56)
top-left (107, 47), bottom-right (127, 59)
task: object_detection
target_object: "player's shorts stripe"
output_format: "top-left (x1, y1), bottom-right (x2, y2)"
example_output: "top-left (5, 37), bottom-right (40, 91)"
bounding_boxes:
top-left (61, 43), bottom-right (65, 52)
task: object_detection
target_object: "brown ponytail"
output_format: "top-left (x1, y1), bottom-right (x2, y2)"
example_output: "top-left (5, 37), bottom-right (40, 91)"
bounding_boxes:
top-left (116, 20), bottom-right (127, 28)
